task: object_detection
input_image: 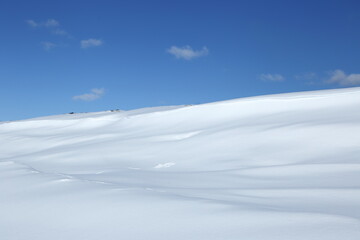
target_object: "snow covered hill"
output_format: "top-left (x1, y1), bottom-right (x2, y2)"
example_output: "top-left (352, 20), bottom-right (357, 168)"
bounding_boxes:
top-left (1, 88), bottom-right (360, 240)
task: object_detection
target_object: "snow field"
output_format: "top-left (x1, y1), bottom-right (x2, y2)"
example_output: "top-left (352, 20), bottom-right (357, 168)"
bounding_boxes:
top-left (1, 87), bottom-right (360, 239)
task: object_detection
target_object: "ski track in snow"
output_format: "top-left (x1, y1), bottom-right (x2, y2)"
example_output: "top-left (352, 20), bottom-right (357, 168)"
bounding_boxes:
top-left (1, 88), bottom-right (360, 239)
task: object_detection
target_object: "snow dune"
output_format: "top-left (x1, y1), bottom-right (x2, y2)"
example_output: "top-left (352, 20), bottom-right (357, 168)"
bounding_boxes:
top-left (1, 88), bottom-right (360, 239)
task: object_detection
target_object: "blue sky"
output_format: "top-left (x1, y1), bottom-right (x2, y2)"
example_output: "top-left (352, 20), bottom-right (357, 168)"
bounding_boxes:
top-left (1, 0), bottom-right (360, 120)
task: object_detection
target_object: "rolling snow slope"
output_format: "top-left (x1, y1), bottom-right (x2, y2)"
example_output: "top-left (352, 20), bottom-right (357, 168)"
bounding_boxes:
top-left (1, 88), bottom-right (360, 239)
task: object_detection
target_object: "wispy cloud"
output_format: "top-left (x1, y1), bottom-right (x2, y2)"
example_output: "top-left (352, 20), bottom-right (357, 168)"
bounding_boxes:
top-left (326, 69), bottom-right (360, 86)
top-left (167, 45), bottom-right (209, 60)
top-left (27, 19), bottom-right (103, 50)
top-left (27, 19), bottom-right (67, 49)
top-left (26, 20), bottom-right (38, 27)
top-left (41, 41), bottom-right (56, 51)
top-left (26, 19), bottom-right (59, 28)
top-left (44, 19), bottom-right (59, 27)
top-left (52, 29), bottom-right (68, 36)
top-left (73, 88), bottom-right (105, 101)
top-left (81, 39), bottom-right (103, 49)
top-left (259, 73), bottom-right (285, 82)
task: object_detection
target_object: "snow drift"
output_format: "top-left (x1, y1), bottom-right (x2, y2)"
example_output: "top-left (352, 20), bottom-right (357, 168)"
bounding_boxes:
top-left (1, 88), bottom-right (360, 239)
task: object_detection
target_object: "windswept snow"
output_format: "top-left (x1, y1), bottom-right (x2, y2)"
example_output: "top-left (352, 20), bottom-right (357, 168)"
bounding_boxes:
top-left (1, 88), bottom-right (360, 239)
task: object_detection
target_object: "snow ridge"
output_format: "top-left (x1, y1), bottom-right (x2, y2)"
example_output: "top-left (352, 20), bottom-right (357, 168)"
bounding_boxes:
top-left (1, 88), bottom-right (360, 240)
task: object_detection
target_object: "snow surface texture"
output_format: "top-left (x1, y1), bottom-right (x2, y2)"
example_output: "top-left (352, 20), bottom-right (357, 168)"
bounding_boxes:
top-left (1, 88), bottom-right (360, 240)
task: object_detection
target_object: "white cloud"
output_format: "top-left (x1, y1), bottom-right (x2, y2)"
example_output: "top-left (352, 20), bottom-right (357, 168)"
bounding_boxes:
top-left (73, 88), bottom-right (105, 101)
top-left (259, 73), bottom-right (285, 82)
top-left (27, 19), bottom-right (72, 50)
top-left (26, 19), bottom-right (59, 28)
top-left (81, 39), bottom-right (103, 48)
top-left (326, 69), bottom-right (360, 86)
top-left (41, 41), bottom-right (56, 51)
top-left (167, 45), bottom-right (209, 60)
